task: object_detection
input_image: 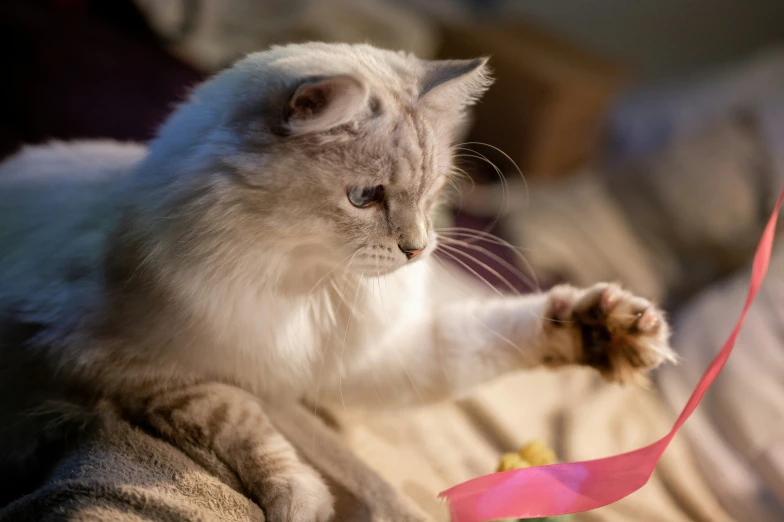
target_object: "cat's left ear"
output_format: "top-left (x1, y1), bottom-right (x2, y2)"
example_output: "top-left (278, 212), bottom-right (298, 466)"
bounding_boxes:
top-left (418, 58), bottom-right (493, 111)
top-left (286, 75), bottom-right (369, 135)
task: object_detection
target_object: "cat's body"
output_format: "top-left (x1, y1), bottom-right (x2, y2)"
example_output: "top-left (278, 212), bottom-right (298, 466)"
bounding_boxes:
top-left (0, 43), bottom-right (674, 521)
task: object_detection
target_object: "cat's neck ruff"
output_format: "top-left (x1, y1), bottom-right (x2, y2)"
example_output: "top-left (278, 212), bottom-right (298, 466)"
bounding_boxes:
top-left (162, 247), bottom-right (431, 395)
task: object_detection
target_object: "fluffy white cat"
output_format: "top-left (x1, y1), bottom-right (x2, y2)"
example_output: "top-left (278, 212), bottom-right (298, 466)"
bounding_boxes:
top-left (0, 43), bottom-right (674, 521)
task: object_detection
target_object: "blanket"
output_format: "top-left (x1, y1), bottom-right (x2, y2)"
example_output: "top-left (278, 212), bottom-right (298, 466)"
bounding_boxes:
top-left (335, 369), bottom-right (735, 522)
top-left (0, 402), bottom-right (431, 522)
top-left (660, 245), bottom-right (784, 521)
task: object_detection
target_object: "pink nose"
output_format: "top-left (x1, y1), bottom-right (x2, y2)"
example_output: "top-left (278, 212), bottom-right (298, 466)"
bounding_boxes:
top-left (399, 245), bottom-right (425, 260)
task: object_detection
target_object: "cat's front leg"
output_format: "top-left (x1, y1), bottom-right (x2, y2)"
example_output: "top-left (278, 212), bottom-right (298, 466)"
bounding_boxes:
top-left (434, 283), bottom-right (675, 395)
top-left (121, 382), bottom-right (333, 522)
top-left (331, 282), bottom-right (675, 408)
top-left (539, 283), bottom-right (675, 383)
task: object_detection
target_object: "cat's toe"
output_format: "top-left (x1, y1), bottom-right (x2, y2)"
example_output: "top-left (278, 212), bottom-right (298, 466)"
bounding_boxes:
top-left (261, 466), bottom-right (334, 522)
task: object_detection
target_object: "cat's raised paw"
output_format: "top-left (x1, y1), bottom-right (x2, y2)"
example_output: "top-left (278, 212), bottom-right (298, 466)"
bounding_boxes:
top-left (544, 283), bottom-right (676, 383)
top-left (260, 465), bottom-right (334, 522)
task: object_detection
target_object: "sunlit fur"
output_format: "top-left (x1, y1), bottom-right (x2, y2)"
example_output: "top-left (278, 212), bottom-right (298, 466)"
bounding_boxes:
top-left (0, 43), bottom-right (673, 519)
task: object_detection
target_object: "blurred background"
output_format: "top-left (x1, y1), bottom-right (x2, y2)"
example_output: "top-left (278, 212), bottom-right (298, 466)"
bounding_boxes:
top-left (2, 1), bottom-right (784, 520)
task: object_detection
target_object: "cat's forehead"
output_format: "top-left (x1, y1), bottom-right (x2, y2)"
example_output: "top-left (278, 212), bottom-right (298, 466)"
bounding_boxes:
top-left (350, 115), bottom-right (444, 197)
top-left (239, 43), bottom-right (423, 102)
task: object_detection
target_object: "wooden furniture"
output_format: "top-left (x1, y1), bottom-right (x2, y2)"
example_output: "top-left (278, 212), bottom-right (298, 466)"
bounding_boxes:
top-left (437, 20), bottom-right (629, 178)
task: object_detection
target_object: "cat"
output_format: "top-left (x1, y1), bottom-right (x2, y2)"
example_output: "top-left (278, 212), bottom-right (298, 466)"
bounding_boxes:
top-left (0, 43), bottom-right (675, 521)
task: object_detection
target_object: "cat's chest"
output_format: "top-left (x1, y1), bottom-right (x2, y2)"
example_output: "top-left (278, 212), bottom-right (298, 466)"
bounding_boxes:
top-left (197, 266), bottom-right (427, 397)
top-left (189, 291), bottom-right (320, 396)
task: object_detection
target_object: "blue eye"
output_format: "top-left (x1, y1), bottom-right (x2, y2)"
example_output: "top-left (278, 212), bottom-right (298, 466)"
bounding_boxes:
top-left (347, 185), bottom-right (385, 208)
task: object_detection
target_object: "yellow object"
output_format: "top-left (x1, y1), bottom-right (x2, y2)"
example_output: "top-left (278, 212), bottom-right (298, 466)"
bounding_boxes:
top-left (497, 453), bottom-right (531, 472)
top-left (519, 440), bottom-right (558, 467)
top-left (493, 441), bottom-right (571, 521)
top-left (497, 440), bottom-right (559, 473)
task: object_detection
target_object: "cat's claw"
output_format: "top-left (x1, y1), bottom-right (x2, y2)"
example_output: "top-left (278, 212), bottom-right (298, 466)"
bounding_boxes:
top-left (544, 283), bottom-right (675, 383)
top-left (259, 464), bottom-right (334, 522)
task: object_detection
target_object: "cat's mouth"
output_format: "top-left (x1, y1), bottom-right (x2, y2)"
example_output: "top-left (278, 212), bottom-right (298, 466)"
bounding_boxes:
top-left (352, 251), bottom-right (431, 278)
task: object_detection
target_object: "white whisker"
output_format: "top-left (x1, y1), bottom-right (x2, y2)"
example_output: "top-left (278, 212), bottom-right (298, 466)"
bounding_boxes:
top-left (396, 350), bottom-right (425, 407)
top-left (438, 243), bottom-right (522, 296)
top-left (339, 272), bottom-right (363, 416)
top-left (475, 316), bottom-right (526, 358)
top-left (432, 255), bottom-right (474, 295)
top-left (305, 252), bottom-right (355, 297)
top-left (312, 256), bottom-right (357, 450)
top-left (452, 148), bottom-right (509, 230)
top-left (457, 141), bottom-right (529, 208)
top-left (438, 236), bottom-right (540, 292)
top-left (365, 276), bottom-right (385, 407)
top-left (435, 227), bottom-right (528, 249)
top-left (436, 248), bottom-right (506, 298)
top-left (378, 264), bottom-right (423, 405)
top-left (436, 228), bottom-right (541, 292)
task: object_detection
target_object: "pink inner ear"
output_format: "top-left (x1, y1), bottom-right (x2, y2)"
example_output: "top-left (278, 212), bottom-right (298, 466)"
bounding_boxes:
top-left (286, 75), bottom-right (368, 135)
top-left (291, 84), bottom-right (330, 118)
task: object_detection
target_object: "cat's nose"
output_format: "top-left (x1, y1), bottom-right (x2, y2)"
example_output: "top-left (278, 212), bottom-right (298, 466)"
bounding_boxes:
top-left (399, 243), bottom-right (426, 260)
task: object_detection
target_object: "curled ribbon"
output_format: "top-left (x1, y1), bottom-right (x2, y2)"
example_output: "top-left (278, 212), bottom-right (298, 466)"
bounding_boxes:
top-left (439, 188), bottom-right (784, 522)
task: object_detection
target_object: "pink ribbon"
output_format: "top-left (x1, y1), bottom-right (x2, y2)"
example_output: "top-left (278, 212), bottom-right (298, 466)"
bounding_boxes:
top-left (439, 189), bottom-right (784, 522)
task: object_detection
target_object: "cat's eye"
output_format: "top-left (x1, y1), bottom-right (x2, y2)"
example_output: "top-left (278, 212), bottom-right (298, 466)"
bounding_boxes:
top-left (347, 185), bottom-right (385, 208)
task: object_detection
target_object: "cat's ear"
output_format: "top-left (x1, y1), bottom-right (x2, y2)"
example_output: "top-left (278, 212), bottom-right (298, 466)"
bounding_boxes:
top-left (286, 75), bottom-right (369, 135)
top-left (419, 58), bottom-right (493, 110)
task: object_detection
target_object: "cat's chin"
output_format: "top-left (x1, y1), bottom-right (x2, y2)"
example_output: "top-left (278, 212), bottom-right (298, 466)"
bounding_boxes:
top-left (351, 257), bottom-right (427, 279)
top-left (350, 265), bottom-right (404, 278)
top-left (358, 267), bottom-right (402, 279)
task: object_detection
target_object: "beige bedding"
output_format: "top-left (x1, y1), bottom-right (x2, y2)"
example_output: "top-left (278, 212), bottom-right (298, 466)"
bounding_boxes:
top-left (660, 245), bottom-right (784, 522)
top-left (0, 402), bottom-right (432, 522)
top-left (339, 367), bottom-right (734, 522)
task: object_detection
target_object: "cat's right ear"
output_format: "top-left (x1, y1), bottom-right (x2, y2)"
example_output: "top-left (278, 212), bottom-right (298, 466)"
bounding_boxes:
top-left (286, 75), bottom-right (369, 136)
top-left (418, 58), bottom-right (493, 111)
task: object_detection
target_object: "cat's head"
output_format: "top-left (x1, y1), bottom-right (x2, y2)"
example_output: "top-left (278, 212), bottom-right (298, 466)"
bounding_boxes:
top-left (138, 43), bottom-right (492, 284)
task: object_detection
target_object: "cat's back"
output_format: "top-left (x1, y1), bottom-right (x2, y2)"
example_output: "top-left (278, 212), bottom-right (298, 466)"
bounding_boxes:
top-left (0, 141), bottom-right (146, 321)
